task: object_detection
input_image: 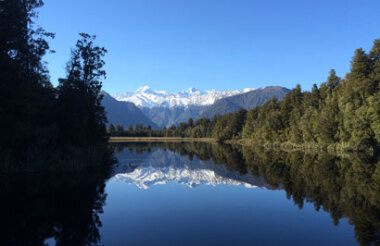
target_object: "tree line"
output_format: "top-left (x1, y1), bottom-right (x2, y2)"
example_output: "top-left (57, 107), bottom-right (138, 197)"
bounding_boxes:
top-left (119, 39), bottom-right (380, 153)
top-left (0, 0), bottom-right (110, 171)
top-left (108, 109), bottom-right (246, 140)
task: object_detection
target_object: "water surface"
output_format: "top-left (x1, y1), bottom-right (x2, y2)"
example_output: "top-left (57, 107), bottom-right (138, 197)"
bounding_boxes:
top-left (1, 142), bottom-right (379, 245)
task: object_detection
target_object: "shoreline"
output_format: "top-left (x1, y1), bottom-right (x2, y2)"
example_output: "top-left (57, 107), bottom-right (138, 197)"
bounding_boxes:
top-left (226, 139), bottom-right (374, 155)
top-left (109, 137), bottom-right (374, 155)
top-left (109, 137), bottom-right (217, 143)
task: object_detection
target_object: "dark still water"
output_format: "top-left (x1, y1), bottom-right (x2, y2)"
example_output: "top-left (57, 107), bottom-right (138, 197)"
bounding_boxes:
top-left (1, 143), bottom-right (379, 246)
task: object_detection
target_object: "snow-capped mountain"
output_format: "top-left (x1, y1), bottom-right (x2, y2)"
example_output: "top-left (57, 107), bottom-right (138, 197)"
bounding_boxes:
top-left (112, 148), bottom-right (274, 190)
top-left (114, 86), bottom-right (255, 108)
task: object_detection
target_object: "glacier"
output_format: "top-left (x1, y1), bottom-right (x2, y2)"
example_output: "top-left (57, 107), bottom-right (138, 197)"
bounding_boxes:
top-left (114, 86), bottom-right (255, 108)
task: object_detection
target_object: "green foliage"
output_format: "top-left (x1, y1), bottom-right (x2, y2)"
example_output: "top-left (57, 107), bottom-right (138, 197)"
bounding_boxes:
top-left (240, 40), bottom-right (380, 152)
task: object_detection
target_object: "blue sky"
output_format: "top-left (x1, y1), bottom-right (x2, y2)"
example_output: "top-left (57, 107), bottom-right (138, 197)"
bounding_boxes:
top-left (38, 0), bottom-right (380, 94)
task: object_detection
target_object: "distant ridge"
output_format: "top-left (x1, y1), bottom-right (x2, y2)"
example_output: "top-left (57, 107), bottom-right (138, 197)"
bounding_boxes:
top-left (101, 92), bottom-right (158, 129)
top-left (199, 86), bottom-right (290, 119)
top-left (141, 105), bottom-right (208, 128)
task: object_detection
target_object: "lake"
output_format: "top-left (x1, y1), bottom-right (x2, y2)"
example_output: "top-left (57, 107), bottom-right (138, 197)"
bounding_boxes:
top-left (1, 142), bottom-right (379, 245)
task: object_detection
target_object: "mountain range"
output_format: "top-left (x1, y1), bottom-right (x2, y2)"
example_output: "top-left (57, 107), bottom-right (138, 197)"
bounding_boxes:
top-left (114, 86), bottom-right (255, 108)
top-left (102, 86), bottom-right (290, 128)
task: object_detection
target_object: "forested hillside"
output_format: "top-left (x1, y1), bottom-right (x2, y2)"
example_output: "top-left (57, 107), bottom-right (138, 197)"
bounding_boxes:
top-left (118, 39), bottom-right (380, 153)
top-left (241, 42), bottom-right (380, 152)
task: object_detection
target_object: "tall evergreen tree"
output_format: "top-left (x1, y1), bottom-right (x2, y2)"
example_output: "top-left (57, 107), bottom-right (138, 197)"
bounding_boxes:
top-left (57, 33), bottom-right (107, 146)
top-left (326, 69), bottom-right (341, 91)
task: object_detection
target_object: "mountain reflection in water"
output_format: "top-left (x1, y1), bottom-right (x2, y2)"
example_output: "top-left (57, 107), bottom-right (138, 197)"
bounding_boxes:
top-left (112, 147), bottom-right (275, 189)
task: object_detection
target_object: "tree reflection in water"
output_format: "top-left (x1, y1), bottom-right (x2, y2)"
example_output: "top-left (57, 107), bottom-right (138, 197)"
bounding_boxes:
top-left (0, 165), bottom-right (112, 246)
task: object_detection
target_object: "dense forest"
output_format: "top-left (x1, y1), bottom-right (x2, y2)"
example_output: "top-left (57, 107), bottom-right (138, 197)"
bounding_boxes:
top-left (0, 0), bottom-right (110, 171)
top-left (117, 39), bottom-right (380, 153)
top-left (112, 142), bottom-right (380, 245)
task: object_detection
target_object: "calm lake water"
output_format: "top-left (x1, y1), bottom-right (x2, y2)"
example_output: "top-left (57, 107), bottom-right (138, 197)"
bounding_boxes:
top-left (1, 142), bottom-right (379, 245)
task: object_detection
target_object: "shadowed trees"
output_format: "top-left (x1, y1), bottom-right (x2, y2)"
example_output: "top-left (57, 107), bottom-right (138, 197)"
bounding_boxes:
top-left (56, 33), bottom-right (108, 147)
top-left (0, 1), bottom-right (111, 171)
top-left (0, 0), bottom-right (56, 167)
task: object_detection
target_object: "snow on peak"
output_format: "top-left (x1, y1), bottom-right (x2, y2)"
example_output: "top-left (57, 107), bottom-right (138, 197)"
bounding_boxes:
top-left (136, 86), bottom-right (151, 93)
top-left (114, 86), bottom-right (255, 108)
